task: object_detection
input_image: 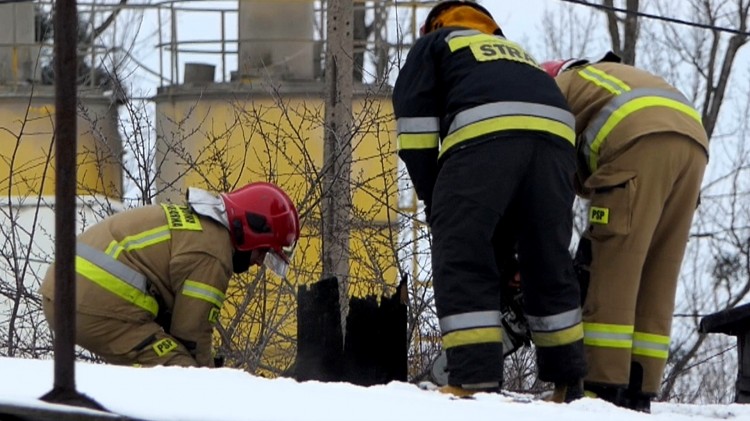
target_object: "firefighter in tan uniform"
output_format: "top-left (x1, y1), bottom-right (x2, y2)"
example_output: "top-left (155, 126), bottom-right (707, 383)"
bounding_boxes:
top-left (40, 182), bottom-right (300, 367)
top-left (542, 56), bottom-right (709, 411)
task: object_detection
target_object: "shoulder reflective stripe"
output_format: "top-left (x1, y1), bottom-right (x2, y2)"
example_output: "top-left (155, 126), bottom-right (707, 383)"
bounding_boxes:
top-left (105, 226), bottom-right (172, 259)
top-left (526, 308), bottom-right (582, 332)
top-left (632, 331), bottom-right (670, 359)
top-left (444, 29), bottom-right (483, 43)
top-left (182, 280), bottom-right (225, 308)
top-left (439, 310), bottom-right (502, 333)
top-left (582, 88), bottom-right (702, 171)
top-left (531, 324), bottom-right (584, 347)
top-left (397, 133), bottom-right (440, 150)
top-left (442, 326), bottom-right (502, 349)
top-left (75, 255), bottom-right (158, 315)
top-left (446, 32), bottom-right (502, 52)
top-left (161, 204), bottom-right (203, 231)
top-left (583, 322), bottom-right (633, 349)
top-left (448, 102), bottom-right (575, 134)
top-left (578, 67), bottom-right (631, 95)
top-left (440, 115), bottom-right (575, 158)
top-left (397, 117), bottom-right (440, 134)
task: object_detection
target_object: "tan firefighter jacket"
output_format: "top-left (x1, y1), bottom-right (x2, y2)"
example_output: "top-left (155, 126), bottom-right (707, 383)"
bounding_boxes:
top-left (555, 62), bottom-right (709, 196)
top-left (39, 204), bottom-right (234, 367)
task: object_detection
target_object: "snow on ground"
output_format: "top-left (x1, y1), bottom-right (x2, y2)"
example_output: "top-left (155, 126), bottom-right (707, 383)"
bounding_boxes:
top-left (1, 357), bottom-right (748, 421)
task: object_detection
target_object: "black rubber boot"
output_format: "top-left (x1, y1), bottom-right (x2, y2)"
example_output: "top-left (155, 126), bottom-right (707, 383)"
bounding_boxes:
top-left (584, 383), bottom-right (630, 408)
top-left (551, 378), bottom-right (584, 403)
top-left (626, 362), bottom-right (653, 413)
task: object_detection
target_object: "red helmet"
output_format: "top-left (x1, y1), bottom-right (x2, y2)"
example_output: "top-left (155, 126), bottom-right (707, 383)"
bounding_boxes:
top-left (541, 52), bottom-right (622, 77)
top-left (541, 59), bottom-right (588, 78)
top-left (221, 182), bottom-right (300, 268)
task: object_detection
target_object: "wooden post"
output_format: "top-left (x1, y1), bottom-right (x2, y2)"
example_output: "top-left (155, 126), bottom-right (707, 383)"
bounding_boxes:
top-left (322, 0), bottom-right (354, 332)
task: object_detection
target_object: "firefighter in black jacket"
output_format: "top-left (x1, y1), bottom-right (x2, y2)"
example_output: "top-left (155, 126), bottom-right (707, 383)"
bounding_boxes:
top-left (393, 1), bottom-right (586, 401)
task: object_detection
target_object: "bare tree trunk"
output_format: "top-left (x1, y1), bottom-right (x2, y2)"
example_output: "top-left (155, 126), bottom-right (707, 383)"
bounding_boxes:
top-left (323, 0), bottom-right (354, 330)
top-left (602, 0), bottom-right (640, 64)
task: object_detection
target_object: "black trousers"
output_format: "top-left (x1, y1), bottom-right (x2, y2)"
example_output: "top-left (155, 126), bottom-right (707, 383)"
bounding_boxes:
top-left (430, 136), bottom-right (585, 386)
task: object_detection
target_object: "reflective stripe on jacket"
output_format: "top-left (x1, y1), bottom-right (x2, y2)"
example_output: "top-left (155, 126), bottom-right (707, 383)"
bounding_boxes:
top-left (555, 62), bottom-right (709, 175)
top-left (39, 204), bottom-right (234, 367)
top-left (392, 27), bottom-right (575, 206)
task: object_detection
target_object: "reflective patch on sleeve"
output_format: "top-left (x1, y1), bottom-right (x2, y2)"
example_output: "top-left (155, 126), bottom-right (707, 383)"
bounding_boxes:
top-left (589, 206), bottom-right (610, 224)
top-left (208, 307), bottom-right (220, 324)
top-left (152, 338), bottom-right (179, 357)
top-left (161, 204), bottom-right (203, 231)
top-left (182, 280), bottom-right (226, 308)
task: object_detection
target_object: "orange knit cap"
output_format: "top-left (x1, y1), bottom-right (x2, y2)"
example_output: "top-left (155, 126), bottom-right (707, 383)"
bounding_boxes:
top-left (431, 5), bottom-right (502, 35)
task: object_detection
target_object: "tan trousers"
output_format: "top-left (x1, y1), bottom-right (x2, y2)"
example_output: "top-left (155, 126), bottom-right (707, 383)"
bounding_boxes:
top-left (43, 297), bottom-right (198, 367)
top-left (582, 133), bottom-right (707, 394)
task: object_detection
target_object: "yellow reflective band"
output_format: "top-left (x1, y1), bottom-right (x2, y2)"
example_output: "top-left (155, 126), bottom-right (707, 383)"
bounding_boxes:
top-left (208, 307), bottom-right (221, 324)
top-left (589, 206), bottom-right (609, 225)
top-left (76, 256), bottom-right (159, 316)
top-left (182, 280), bottom-right (225, 308)
top-left (442, 327), bottom-right (502, 349)
top-left (532, 323), bottom-right (584, 347)
top-left (632, 347), bottom-right (669, 359)
top-left (634, 331), bottom-right (670, 344)
top-left (584, 322), bottom-right (634, 334)
top-left (578, 67), bottom-right (631, 95)
top-left (440, 116), bottom-right (575, 159)
top-left (632, 331), bottom-right (670, 359)
top-left (161, 204), bottom-right (203, 231)
top-left (397, 133), bottom-right (440, 150)
top-left (106, 225), bottom-right (172, 259)
top-left (588, 96), bottom-right (703, 171)
top-left (152, 338), bottom-right (179, 357)
top-left (447, 33), bottom-right (495, 52)
top-left (584, 322), bottom-right (633, 349)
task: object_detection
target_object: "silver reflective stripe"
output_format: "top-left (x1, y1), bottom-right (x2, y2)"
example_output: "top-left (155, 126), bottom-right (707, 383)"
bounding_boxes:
top-left (585, 330), bottom-right (633, 342)
top-left (448, 102), bottom-right (575, 136)
top-left (397, 117), bottom-right (440, 134)
top-left (578, 67), bottom-right (630, 94)
top-left (77, 242), bottom-right (148, 293)
top-left (581, 88), bottom-right (694, 164)
top-left (440, 310), bottom-right (502, 333)
top-left (444, 29), bottom-right (483, 43)
top-left (633, 339), bottom-right (670, 352)
top-left (526, 308), bottom-right (582, 332)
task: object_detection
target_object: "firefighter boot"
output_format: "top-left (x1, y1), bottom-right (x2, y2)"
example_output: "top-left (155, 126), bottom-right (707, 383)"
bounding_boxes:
top-left (626, 362), bottom-right (653, 413)
top-left (439, 383), bottom-right (501, 399)
top-left (550, 378), bottom-right (584, 403)
top-left (584, 383), bottom-right (630, 408)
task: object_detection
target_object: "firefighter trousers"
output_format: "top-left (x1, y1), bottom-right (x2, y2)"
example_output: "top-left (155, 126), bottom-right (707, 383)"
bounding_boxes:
top-left (43, 297), bottom-right (198, 367)
top-left (582, 133), bottom-right (708, 395)
top-left (430, 136), bottom-right (586, 387)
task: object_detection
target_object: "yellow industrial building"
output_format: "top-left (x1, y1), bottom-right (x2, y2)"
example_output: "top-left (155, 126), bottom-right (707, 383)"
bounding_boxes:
top-left (0, 0), bottom-right (428, 375)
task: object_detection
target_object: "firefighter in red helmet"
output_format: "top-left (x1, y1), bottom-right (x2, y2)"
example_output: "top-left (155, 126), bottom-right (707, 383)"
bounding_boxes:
top-left (39, 182), bottom-right (300, 367)
top-left (540, 54), bottom-right (709, 412)
top-left (394, 0), bottom-right (586, 401)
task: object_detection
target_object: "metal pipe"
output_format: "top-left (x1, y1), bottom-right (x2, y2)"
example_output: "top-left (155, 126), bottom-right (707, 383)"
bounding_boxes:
top-left (40, 0), bottom-right (105, 409)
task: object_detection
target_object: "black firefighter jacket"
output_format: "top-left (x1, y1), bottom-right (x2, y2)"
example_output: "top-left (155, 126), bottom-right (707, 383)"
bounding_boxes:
top-left (392, 27), bottom-right (576, 212)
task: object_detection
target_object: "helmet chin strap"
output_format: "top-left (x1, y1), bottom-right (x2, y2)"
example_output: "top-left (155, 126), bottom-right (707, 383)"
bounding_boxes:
top-left (186, 187), bottom-right (230, 229)
top-left (232, 250), bottom-right (253, 274)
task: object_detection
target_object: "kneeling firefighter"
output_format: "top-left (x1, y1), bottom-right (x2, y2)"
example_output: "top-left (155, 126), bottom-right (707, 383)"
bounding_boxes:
top-left (40, 182), bottom-right (300, 367)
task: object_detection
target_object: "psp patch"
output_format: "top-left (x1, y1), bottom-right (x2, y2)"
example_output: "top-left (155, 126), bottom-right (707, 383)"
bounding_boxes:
top-left (589, 206), bottom-right (610, 225)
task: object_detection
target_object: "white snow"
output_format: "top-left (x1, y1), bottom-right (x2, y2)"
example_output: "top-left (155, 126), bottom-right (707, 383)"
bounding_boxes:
top-left (1, 357), bottom-right (748, 421)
